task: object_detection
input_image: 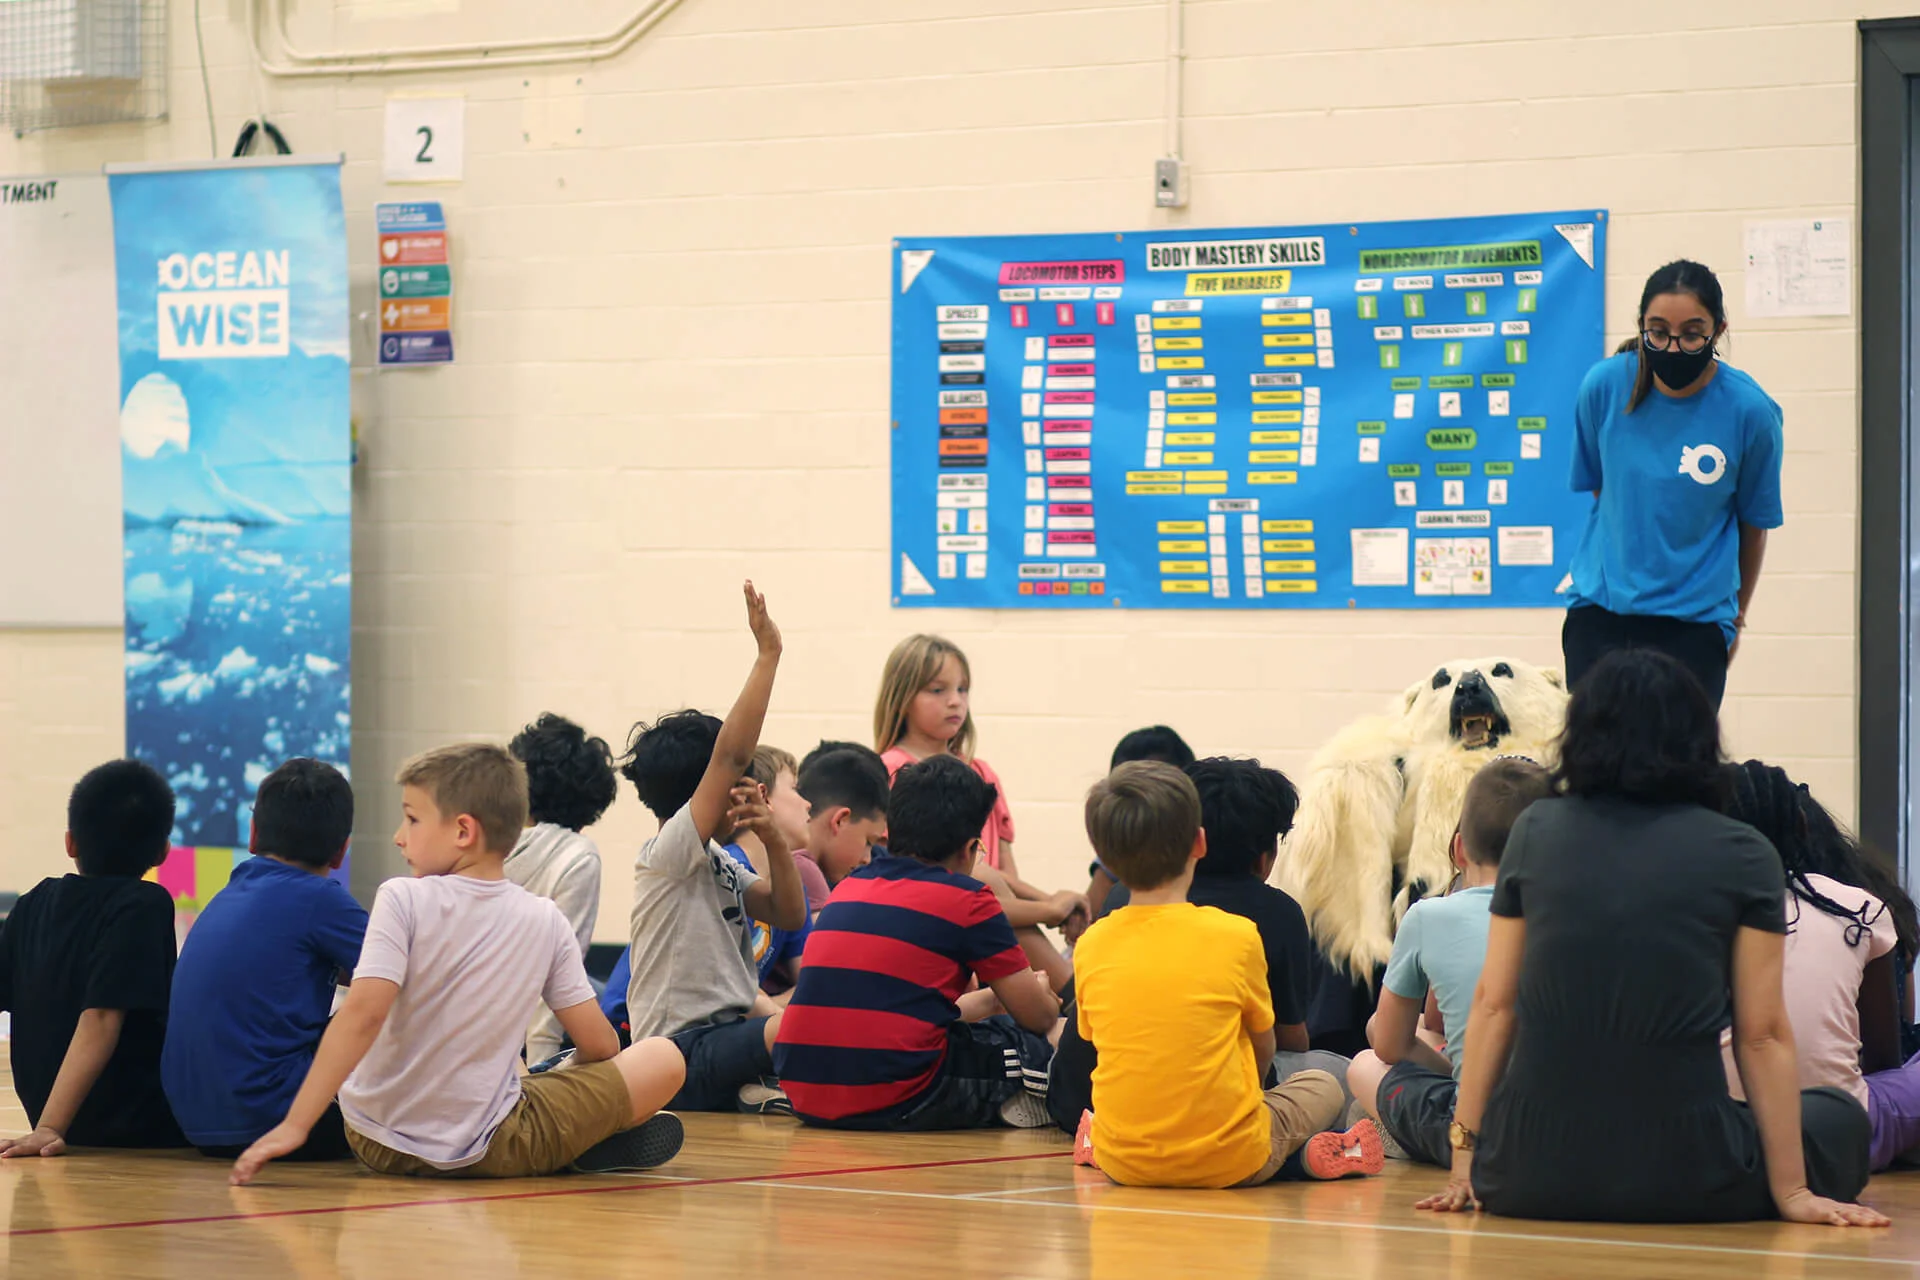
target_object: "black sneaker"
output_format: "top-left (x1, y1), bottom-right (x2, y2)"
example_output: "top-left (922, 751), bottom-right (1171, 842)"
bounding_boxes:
top-left (737, 1076), bottom-right (794, 1116)
top-left (569, 1112), bottom-right (684, 1174)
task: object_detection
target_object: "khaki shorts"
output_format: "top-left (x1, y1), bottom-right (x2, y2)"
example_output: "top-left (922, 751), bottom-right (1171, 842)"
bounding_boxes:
top-left (1236, 1068), bottom-right (1347, 1186)
top-left (348, 1059), bottom-right (634, 1179)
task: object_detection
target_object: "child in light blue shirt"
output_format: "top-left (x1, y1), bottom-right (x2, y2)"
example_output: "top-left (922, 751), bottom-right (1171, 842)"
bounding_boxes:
top-left (1346, 758), bottom-right (1552, 1165)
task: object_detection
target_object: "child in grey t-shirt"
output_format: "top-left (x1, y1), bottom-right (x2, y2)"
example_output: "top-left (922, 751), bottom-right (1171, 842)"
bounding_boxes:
top-left (620, 583), bottom-right (809, 1114)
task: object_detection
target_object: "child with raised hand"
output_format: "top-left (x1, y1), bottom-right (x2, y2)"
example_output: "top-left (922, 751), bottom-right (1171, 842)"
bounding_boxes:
top-left (164, 758), bottom-right (367, 1160)
top-left (1072, 762), bottom-right (1382, 1187)
top-left (1346, 757), bottom-right (1552, 1167)
top-left (507, 713), bottom-right (618, 1063)
top-left (0, 760), bottom-right (187, 1156)
top-left (230, 743), bottom-right (686, 1184)
top-left (874, 634), bottom-right (1086, 988)
top-left (621, 583), bottom-right (808, 1113)
top-left (774, 754), bottom-right (1060, 1130)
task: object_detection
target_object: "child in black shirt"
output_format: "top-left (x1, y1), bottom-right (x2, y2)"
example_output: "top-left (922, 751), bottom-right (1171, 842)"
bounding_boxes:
top-left (0, 759), bottom-right (186, 1153)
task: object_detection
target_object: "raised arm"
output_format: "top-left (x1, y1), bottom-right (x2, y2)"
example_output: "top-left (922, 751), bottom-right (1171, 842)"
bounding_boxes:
top-left (687, 582), bottom-right (783, 844)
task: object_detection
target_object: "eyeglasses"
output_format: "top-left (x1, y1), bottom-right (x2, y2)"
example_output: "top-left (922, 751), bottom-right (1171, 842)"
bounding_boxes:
top-left (1642, 329), bottom-right (1714, 355)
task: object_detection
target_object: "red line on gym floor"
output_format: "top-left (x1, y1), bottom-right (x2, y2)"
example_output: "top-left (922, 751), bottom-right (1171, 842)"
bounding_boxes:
top-left (4, 1150), bottom-right (1076, 1237)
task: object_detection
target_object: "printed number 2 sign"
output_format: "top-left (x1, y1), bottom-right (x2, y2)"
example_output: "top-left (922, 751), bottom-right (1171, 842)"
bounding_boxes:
top-left (383, 98), bottom-right (466, 184)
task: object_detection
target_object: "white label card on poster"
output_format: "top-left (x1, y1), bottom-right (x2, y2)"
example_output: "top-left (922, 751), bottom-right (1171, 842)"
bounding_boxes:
top-left (1743, 218), bottom-right (1850, 318)
top-left (384, 98), bottom-right (466, 183)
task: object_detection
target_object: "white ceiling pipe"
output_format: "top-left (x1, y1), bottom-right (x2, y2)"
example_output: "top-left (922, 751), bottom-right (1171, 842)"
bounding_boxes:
top-left (250, 0), bottom-right (685, 77)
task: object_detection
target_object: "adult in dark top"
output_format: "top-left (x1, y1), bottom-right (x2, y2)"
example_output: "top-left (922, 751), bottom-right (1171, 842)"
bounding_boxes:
top-left (0, 760), bottom-right (186, 1152)
top-left (1420, 650), bottom-right (1884, 1227)
top-left (1050, 757), bottom-right (1324, 1132)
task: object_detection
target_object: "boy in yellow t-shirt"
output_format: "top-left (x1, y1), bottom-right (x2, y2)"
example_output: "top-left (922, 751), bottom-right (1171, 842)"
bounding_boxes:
top-left (1072, 762), bottom-right (1383, 1187)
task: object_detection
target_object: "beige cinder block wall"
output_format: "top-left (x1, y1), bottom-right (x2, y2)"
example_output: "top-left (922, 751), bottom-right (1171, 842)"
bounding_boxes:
top-left (0, 1), bottom-right (1875, 939)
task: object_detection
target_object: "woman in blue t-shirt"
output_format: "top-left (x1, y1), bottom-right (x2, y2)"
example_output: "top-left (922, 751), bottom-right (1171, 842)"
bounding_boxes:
top-left (1562, 260), bottom-right (1784, 709)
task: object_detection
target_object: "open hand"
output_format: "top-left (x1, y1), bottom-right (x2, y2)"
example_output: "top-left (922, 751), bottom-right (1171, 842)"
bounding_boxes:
top-left (0, 1127), bottom-right (67, 1159)
top-left (230, 1122), bottom-right (310, 1185)
top-left (1415, 1149), bottom-right (1478, 1213)
top-left (1776, 1187), bottom-right (1891, 1228)
top-left (743, 581), bottom-right (782, 658)
top-left (728, 783), bottom-right (785, 855)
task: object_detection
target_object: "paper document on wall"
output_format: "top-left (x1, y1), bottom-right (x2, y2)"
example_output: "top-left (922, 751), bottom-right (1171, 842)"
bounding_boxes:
top-left (1744, 218), bottom-right (1850, 318)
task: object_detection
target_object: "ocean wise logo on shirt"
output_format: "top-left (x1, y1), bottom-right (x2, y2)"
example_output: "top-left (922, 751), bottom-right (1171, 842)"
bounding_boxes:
top-left (1678, 444), bottom-right (1728, 486)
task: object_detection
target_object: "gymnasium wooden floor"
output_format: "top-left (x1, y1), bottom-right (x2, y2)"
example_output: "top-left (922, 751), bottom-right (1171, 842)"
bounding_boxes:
top-left (4, 1068), bottom-right (1920, 1278)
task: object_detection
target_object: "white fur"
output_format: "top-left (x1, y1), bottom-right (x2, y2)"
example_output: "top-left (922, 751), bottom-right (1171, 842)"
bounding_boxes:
top-left (1278, 656), bottom-right (1567, 978)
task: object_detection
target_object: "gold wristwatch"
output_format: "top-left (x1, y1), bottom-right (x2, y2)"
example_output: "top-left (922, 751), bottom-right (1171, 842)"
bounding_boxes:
top-left (1448, 1122), bottom-right (1477, 1152)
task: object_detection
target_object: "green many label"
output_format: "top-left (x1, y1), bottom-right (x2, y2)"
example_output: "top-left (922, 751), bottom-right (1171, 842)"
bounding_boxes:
top-left (1426, 428), bottom-right (1478, 450)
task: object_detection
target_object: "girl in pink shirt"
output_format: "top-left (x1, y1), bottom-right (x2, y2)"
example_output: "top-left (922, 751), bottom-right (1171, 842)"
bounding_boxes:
top-left (873, 634), bottom-right (1087, 988)
top-left (1726, 762), bottom-right (1920, 1171)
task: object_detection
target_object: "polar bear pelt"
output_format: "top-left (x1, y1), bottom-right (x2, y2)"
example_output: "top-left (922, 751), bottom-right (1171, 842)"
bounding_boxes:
top-left (1278, 656), bottom-right (1568, 979)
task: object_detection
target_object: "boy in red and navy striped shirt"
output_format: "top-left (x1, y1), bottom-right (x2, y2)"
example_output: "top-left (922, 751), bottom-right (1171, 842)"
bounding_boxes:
top-left (773, 755), bottom-right (1061, 1129)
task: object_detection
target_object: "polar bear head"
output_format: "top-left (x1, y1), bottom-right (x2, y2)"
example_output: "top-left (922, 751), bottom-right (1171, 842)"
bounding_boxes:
top-left (1401, 656), bottom-right (1567, 752)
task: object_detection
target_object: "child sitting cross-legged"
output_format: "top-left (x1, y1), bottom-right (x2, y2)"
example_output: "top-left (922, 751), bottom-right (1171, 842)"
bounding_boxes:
top-left (1072, 761), bottom-right (1382, 1186)
top-left (773, 754), bottom-right (1061, 1130)
top-left (1345, 757), bottom-right (1553, 1166)
top-left (230, 743), bottom-right (687, 1183)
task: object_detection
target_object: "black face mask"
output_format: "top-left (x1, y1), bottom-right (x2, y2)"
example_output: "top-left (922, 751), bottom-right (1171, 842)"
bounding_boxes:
top-left (1645, 340), bottom-right (1715, 390)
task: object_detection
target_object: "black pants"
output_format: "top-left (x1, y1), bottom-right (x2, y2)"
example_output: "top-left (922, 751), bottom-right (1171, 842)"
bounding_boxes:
top-left (195, 1100), bottom-right (352, 1161)
top-left (1562, 605), bottom-right (1730, 710)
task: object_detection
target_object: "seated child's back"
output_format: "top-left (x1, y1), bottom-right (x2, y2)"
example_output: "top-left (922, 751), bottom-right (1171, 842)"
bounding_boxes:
top-left (164, 759), bottom-right (367, 1154)
top-left (775, 755), bottom-right (1059, 1130)
top-left (2, 760), bottom-right (185, 1149)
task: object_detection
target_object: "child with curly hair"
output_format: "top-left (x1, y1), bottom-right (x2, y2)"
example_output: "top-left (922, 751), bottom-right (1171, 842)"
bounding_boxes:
top-left (508, 713), bottom-right (619, 1062)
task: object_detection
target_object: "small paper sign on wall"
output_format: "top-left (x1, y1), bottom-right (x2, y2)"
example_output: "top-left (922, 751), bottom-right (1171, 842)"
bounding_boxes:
top-left (1744, 218), bottom-right (1851, 318)
top-left (384, 97), bottom-right (465, 184)
top-left (376, 202), bottom-right (454, 367)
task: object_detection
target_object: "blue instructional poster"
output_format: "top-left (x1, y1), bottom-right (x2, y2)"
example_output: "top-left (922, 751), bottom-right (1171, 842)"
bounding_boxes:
top-left (110, 160), bottom-right (352, 903)
top-left (889, 210), bottom-right (1607, 608)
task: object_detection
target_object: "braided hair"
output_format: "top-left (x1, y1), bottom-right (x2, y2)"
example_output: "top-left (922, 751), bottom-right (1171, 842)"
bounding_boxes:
top-left (1725, 760), bottom-right (1919, 957)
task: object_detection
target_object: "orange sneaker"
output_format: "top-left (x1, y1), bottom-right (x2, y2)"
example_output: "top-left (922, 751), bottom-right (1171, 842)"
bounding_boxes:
top-left (1300, 1119), bottom-right (1385, 1180)
top-left (1074, 1110), bottom-right (1099, 1169)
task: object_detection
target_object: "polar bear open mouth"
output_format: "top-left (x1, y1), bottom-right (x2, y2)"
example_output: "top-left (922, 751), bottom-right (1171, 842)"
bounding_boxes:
top-left (1449, 675), bottom-right (1513, 750)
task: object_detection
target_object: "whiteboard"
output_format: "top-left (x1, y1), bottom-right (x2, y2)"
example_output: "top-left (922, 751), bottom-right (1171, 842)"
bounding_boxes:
top-left (0, 171), bottom-right (123, 627)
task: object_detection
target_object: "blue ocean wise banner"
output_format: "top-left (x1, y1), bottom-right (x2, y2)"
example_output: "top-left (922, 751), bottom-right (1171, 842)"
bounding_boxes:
top-left (110, 162), bottom-right (352, 900)
top-left (889, 210), bottom-right (1606, 609)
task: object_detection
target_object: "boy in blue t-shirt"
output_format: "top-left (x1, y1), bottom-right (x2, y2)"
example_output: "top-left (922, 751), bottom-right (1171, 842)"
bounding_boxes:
top-left (162, 759), bottom-right (368, 1159)
top-left (1345, 758), bottom-right (1551, 1166)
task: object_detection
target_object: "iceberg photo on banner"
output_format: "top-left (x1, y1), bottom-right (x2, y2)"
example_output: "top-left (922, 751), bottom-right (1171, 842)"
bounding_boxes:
top-left (110, 162), bottom-right (352, 910)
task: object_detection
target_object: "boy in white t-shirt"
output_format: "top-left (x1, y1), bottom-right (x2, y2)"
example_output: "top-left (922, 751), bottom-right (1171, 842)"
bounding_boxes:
top-left (230, 743), bottom-right (687, 1184)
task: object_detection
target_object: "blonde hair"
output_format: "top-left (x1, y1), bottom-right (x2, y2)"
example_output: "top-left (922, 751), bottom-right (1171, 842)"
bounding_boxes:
top-left (395, 742), bottom-right (529, 856)
top-left (748, 744), bottom-right (797, 790)
top-left (874, 634), bottom-right (975, 759)
top-left (1084, 761), bottom-right (1202, 891)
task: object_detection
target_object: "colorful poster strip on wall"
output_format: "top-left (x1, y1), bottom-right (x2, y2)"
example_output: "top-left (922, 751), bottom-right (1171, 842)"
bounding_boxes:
top-left (376, 201), bottom-right (454, 366)
top-left (889, 210), bottom-right (1606, 608)
top-left (110, 159), bottom-right (353, 903)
